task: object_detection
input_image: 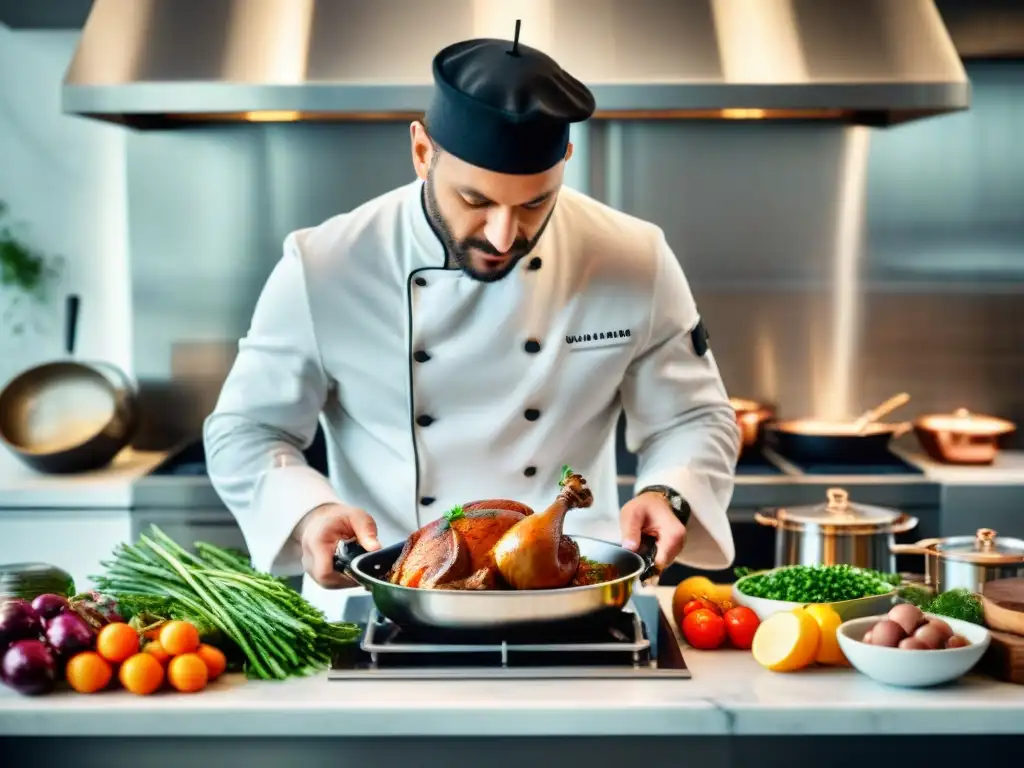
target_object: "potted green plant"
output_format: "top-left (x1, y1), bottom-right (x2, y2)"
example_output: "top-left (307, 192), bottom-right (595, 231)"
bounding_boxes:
top-left (0, 200), bottom-right (64, 336)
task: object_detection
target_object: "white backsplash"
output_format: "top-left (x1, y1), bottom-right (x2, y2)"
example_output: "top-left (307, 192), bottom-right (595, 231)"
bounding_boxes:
top-left (0, 27), bottom-right (131, 385)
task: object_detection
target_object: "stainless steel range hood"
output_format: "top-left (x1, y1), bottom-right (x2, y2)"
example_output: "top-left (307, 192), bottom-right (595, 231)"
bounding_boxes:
top-left (62, 0), bottom-right (970, 129)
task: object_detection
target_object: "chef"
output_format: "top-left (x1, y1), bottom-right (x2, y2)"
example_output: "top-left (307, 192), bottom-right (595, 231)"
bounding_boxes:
top-left (203, 32), bottom-right (741, 614)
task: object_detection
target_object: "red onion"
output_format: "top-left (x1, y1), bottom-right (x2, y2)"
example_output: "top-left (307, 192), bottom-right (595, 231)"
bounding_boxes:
top-left (1, 639), bottom-right (56, 695)
top-left (31, 594), bottom-right (70, 622)
top-left (0, 599), bottom-right (43, 652)
top-left (44, 611), bottom-right (95, 661)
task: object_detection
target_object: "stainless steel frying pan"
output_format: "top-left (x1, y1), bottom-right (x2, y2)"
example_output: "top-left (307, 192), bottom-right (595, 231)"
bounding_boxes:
top-left (0, 295), bottom-right (138, 473)
top-left (333, 534), bottom-right (659, 631)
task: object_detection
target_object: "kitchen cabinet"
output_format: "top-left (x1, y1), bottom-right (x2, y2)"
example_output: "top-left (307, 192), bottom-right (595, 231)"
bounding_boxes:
top-left (0, 509), bottom-right (131, 593)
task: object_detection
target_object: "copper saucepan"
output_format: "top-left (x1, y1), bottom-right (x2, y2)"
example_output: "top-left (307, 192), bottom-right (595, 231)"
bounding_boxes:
top-left (730, 397), bottom-right (776, 453)
top-left (913, 408), bottom-right (1016, 465)
top-left (765, 393), bottom-right (912, 465)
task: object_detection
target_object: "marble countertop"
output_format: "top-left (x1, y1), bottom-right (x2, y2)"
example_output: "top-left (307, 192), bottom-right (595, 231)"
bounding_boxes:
top-left (899, 449), bottom-right (1024, 485)
top-left (2, 589), bottom-right (1022, 738)
top-left (0, 446), bottom-right (168, 508)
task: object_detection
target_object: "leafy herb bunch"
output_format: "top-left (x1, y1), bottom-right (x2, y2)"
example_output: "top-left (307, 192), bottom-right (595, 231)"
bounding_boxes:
top-left (0, 200), bottom-right (63, 299)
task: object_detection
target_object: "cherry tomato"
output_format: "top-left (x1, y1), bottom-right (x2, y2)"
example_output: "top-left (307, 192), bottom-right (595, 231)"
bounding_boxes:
top-left (682, 600), bottom-right (704, 617)
top-left (723, 606), bottom-right (760, 650)
top-left (681, 608), bottom-right (727, 650)
top-left (683, 598), bottom-right (720, 617)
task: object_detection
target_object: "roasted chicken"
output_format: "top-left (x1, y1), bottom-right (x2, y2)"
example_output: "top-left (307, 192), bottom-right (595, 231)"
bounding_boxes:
top-left (492, 468), bottom-right (594, 589)
top-left (387, 466), bottom-right (607, 591)
top-left (387, 503), bottom-right (529, 589)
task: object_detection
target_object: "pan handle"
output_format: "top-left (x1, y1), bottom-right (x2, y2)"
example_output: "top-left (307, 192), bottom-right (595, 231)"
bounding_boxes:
top-left (888, 515), bottom-right (920, 535)
top-left (891, 421), bottom-right (914, 439)
top-left (65, 294), bottom-right (80, 356)
top-left (333, 539), bottom-right (367, 581)
top-left (890, 538), bottom-right (939, 556)
top-left (637, 533), bottom-right (660, 581)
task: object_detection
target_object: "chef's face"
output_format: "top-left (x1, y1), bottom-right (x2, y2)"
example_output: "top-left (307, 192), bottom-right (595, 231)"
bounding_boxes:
top-left (411, 121), bottom-right (569, 283)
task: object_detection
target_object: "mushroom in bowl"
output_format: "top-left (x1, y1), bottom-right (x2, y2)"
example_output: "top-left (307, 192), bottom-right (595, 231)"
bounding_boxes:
top-left (837, 603), bottom-right (990, 688)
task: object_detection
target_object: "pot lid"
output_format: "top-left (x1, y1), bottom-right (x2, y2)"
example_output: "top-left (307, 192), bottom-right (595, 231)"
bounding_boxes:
top-left (916, 408), bottom-right (1015, 436)
top-left (931, 528), bottom-right (1024, 565)
top-left (776, 488), bottom-right (903, 528)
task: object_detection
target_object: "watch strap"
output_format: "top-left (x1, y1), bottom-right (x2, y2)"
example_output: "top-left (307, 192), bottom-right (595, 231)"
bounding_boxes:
top-left (638, 484), bottom-right (691, 527)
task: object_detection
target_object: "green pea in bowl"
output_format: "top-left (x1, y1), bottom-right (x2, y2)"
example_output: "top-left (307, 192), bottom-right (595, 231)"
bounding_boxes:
top-left (731, 566), bottom-right (900, 621)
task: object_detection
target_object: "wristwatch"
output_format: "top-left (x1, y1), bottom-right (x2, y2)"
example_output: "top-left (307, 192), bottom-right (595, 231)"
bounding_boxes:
top-left (638, 485), bottom-right (691, 527)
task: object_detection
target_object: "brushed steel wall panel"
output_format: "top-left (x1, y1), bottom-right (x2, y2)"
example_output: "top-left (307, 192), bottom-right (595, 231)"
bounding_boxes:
top-left (122, 64), bottom-right (1024, 450)
top-left (864, 62), bottom-right (1024, 282)
top-left (697, 292), bottom-right (1024, 433)
top-left (126, 121), bottom-right (416, 445)
top-left (612, 119), bottom-right (855, 287)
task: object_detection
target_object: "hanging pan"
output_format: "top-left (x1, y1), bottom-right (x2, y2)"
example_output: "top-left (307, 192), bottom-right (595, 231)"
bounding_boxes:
top-left (0, 295), bottom-right (138, 473)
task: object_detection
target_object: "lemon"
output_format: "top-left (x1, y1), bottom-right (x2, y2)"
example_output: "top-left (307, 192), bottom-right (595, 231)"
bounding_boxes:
top-left (707, 583), bottom-right (734, 604)
top-left (802, 604), bottom-right (848, 666)
top-left (752, 610), bottom-right (821, 672)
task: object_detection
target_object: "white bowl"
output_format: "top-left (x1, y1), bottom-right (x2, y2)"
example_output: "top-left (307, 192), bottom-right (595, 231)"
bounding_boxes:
top-left (732, 570), bottom-right (897, 622)
top-left (837, 613), bottom-right (991, 688)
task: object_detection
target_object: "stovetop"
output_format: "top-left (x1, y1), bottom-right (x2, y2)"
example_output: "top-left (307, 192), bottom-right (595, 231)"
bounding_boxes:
top-left (736, 446), bottom-right (925, 477)
top-left (736, 449), bottom-right (786, 476)
top-left (787, 454), bottom-right (924, 476)
top-left (327, 593), bottom-right (689, 679)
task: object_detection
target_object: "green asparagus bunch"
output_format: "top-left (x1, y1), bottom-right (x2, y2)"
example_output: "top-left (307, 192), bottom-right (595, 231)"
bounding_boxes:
top-left (93, 526), bottom-right (361, 680)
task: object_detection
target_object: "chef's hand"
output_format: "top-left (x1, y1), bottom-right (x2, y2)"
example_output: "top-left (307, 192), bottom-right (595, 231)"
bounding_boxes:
top-left (294, 502), bottom-right (381, 588)
top-left (619, 492), bottom-right (687, 571)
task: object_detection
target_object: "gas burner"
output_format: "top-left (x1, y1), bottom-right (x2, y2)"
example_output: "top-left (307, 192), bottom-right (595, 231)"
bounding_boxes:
top-left (327, 593), bottom-right (690, 680)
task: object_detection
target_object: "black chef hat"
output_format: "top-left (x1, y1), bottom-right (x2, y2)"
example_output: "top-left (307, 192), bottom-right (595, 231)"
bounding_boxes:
top-left (424, 28), bottom-right (596, 175)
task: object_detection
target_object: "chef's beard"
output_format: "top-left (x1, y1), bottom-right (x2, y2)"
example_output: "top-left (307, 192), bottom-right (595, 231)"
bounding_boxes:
top-left (423, 165), bottom-right (554, 284)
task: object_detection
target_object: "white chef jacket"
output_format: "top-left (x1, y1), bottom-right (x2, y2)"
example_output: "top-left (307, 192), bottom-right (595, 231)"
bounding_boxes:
top-left (203, 179), bottom-right (741, 614)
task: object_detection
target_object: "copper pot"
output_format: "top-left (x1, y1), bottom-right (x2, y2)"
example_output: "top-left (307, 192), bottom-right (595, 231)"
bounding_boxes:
top-left (913, 408), bottom-right (1016, 465)
top-left (730, 397), bottom-right (775, 450)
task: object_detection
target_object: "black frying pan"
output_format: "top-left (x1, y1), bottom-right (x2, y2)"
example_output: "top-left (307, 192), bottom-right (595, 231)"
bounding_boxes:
top-left (763, 393), bottom-right (913, 465)
top-left (0, 295), bottom-right (138, 473)
top-left (764, 421), bottom-right (912, 464)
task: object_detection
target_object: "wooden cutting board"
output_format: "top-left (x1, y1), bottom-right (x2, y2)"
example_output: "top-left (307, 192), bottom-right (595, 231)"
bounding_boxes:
top-left (979, 629), bottom-right (1024, 684)
top-left (979, 578), bottom-right (1024, 684)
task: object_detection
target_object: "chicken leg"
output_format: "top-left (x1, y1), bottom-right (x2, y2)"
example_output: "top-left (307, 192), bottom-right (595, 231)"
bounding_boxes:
top-left (492, 466), bottom-right (594, 590)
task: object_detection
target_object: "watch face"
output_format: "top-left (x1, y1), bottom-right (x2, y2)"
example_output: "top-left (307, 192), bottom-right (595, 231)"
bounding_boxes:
top-left (649, 486), bottom-right (680, 509)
